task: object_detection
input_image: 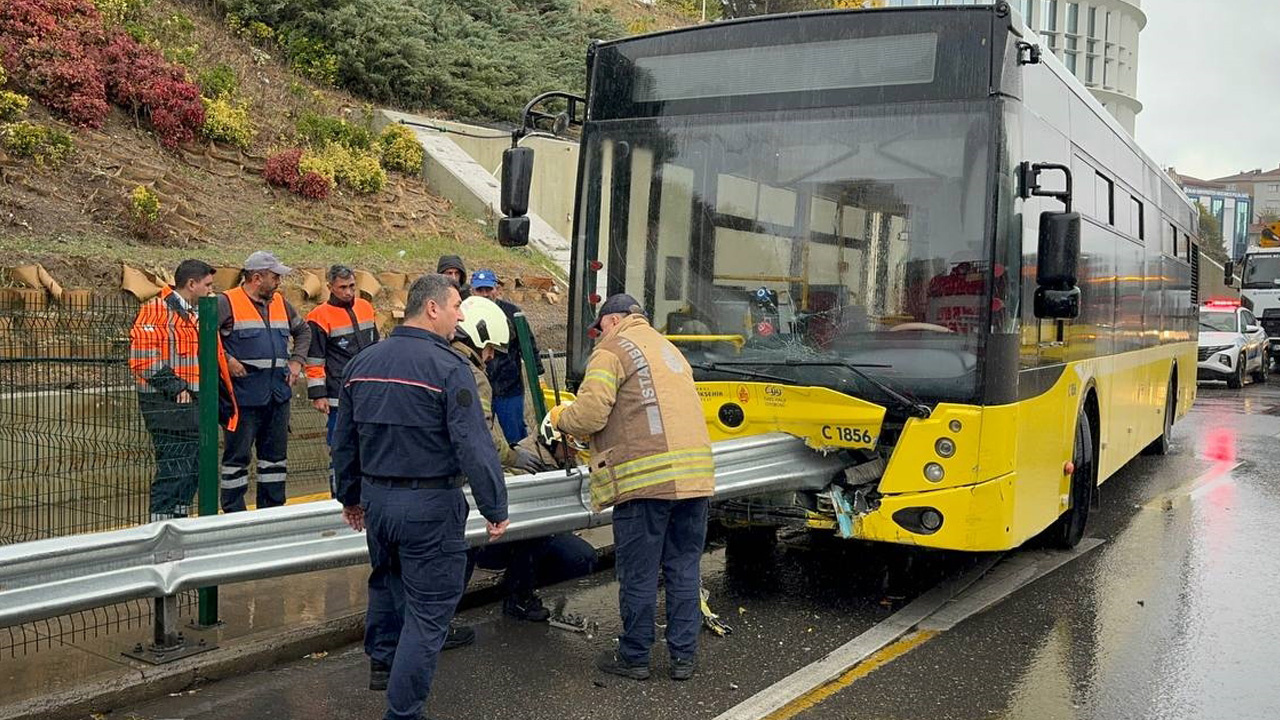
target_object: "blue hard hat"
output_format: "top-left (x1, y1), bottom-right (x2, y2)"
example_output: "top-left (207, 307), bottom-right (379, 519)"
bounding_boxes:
top-left (470, 269), bottom-right (499, 289)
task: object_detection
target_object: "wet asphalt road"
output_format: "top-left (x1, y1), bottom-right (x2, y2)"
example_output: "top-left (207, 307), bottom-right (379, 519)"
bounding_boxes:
top-left (119, 379), bottom-right (1280, 720)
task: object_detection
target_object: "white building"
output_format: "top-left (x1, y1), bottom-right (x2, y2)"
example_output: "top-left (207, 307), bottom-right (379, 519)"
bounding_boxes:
top-left (882, 0), bottom-right (1145, 135)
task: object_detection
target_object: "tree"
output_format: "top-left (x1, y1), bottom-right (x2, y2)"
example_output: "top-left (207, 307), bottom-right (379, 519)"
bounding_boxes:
top-left (1197, 201), bottom-right (1229, 264)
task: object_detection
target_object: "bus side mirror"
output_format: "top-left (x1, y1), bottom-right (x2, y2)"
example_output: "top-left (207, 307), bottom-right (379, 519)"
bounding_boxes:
top-left (1224, 260), bottom-right (1235, 287)
top-left (498, 216), bottom-right (530, 248)
top-left (498, 146), bottom-right (534, 248)
top-left (501, 147), bottom-right (534, 217)
top-left (1034, 211), bottom-right (1081, 320)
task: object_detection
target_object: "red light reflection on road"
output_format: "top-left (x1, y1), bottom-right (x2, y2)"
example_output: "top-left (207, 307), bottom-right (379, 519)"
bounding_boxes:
top-left (1203, 426), bottom-right (1237, 465)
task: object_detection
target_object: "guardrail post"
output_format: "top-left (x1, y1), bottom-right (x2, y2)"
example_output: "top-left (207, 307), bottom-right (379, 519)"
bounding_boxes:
top-left (196, 295), bottom-right (220, 628)
top-left (123, 594), bottom-right (214, 665)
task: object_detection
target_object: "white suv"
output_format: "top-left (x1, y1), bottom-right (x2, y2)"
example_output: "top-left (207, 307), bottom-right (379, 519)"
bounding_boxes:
top-left (1198, 302), bottom-right (1268, 388)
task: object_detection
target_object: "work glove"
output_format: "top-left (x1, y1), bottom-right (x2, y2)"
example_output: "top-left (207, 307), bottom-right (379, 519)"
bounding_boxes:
top-left (510, 445), bottom-right (551, 475)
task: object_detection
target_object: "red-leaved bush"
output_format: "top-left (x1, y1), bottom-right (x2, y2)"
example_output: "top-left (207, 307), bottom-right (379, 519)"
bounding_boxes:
top-left (264, 148), bottom-right (331, 200)
top-left (99, 31), bottom-right (203, 147)
top-left (296, 171), bottom-right (332, 200)
top-left (11, 31), bottom-right (110, 128)
top-left (264, 148), bottom-right (303, 189)
top-left (0, 0), bottom-right (203, 145)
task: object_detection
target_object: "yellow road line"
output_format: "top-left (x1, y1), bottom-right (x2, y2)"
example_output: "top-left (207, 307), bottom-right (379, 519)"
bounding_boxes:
top-left (762, 630), bottom-right (939, 720)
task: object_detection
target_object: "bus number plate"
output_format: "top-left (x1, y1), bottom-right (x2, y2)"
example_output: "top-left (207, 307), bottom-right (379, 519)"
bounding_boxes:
top-left (821, 425), bottom-right (874, 445)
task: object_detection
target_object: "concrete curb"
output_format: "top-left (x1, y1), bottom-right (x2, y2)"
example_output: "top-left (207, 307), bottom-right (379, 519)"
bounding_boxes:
top-left (0, 612), bottom-right (365, 720)
top-left (0, 536), bottom-right (615, 720)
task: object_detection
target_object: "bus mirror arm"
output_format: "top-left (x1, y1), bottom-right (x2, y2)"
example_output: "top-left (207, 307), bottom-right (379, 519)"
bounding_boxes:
top-left (1018, 162), bottom-right (1073, 212)
top-left (498, 91), bottom-right (586, 248)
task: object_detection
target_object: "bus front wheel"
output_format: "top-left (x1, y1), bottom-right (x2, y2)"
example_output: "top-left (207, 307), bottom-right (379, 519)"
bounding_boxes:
top-left (1048, 411), bottom-right (1094, 549)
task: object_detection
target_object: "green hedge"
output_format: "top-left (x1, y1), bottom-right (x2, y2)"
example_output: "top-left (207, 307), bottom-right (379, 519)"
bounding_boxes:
top-left (214, 0), bottom-right (623, 121)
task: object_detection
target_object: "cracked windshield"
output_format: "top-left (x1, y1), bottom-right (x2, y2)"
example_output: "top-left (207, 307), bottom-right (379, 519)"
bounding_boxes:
top-left (582, 105), bottom-right (993, 405)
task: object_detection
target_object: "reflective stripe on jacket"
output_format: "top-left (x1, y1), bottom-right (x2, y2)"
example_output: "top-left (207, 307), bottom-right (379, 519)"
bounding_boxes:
top-left (305, 298), bottom-right (378, 405)
top-left (222, 286), bottom-right (292, 407)
top-left (555, 314), bottom-right (714, 509)
top-left (128, 286), bottom-right (239, 430)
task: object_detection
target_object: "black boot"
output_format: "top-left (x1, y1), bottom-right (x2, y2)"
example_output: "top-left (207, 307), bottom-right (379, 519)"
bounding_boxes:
top-left (595, 650), bottom-right (650, 681)
top-left (442, 621), bottom-right (475, 650)
top-left (503, 593), bottom-right (551, 622)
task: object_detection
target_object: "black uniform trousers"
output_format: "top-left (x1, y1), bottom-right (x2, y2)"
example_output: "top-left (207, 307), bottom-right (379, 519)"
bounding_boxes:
top-left (220, 400), bottom-right (290, 512)
top-left (613, 497), bottom-right (710, 665)
top-left (464, 533), bottom-right (597, 600)
top-left (362, 481), bottom-right (469, 720)
top-left (140, 393), bottom-right (199, 519)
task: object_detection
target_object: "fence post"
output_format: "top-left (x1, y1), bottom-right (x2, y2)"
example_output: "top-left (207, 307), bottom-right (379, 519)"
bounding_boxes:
top-left (196, 295), bottom-right (220, 627)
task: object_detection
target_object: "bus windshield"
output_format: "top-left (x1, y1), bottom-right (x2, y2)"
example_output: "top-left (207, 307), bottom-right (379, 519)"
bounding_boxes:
top-left (574, 103), bottom-right (993, 405)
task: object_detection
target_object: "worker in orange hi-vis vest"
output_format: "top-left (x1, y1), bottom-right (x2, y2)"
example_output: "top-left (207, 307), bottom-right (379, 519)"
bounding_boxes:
top-left (304, 265), bottom-right (379, 496)
top-left (216, 251), bottom-right (311, 513)
top-left (128, 259), bottom-right (239, 521)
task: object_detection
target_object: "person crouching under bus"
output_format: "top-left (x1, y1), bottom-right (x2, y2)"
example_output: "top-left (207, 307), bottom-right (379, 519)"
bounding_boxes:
top-left (452, 296), bottom-right (596, 624)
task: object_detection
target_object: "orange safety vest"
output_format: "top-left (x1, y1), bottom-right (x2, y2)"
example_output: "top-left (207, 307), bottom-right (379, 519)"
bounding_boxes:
top-left (129, 286), bottom-right (239, 431)
top-left (223, 286), bottom-right (293, 407)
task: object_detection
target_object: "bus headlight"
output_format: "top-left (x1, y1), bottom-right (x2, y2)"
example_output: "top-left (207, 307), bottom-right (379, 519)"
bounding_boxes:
top-left (948, 419), bottom-right (962, 433)
top-left (924, 462), bottom-right (945, 482)
top-left (935, 437), bottom-right (956, 458)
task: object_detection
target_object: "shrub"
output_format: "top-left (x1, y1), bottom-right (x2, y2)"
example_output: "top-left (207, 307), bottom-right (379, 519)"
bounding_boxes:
top-left (336, 147), bottom-right (385, 193)
top-left (99, 30), bottom-right (204, 147)
top-left (377, 124), bottom-right (423, 174)
top-left (201, 95), bottom-right (253, 148)
top-left (0, 90), bottom-right (29, 121)
top-left (92, 0), bottom-right (145, 28)
top-left (197, 64), bottom-right (237, 99)
top-left (213, 0), bottom-right (625, 121)
top-left (1, 121), bottom-right (74, 166)
top-left (130, 184), bottom-right (159, 222)
top-left (296, 170), bottom-right (332, 199)
top-left (264, 147), bottom-right (303, 189)
top-left (8, 30), bottom-right (111, 128)
top-left (295, 110), bottom-right (372, 150)
top-left (283, 34), bottom-right (338, 86)
top-left (298, 148), bottom-right (337, 184)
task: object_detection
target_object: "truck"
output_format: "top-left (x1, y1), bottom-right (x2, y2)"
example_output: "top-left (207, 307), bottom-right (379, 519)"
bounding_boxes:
top-left (1235, 222), bottom-right (1280, 366)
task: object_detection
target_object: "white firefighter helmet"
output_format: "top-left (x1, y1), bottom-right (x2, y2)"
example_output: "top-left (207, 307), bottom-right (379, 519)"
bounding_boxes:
top-left (457, 296), bottom-right (510, 353)
top-left (538, 407), bottom-right (564, 447)
top-left (539, 403), bottom-right (589, 452)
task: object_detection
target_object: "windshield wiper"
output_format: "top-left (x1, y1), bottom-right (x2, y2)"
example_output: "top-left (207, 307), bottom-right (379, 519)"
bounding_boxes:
top-left (698, 359), bottom-right (931, 419)
top-left (688, 361), bottom-right (796, 386)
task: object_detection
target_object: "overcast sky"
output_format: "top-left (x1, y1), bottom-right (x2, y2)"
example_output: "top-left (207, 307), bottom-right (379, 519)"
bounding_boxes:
top-left (1135, 0), bottom-right (1280, 180)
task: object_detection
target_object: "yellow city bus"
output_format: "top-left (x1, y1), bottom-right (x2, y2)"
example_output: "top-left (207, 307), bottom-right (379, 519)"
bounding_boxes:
top-left (500, 3), bottom-right (1201, 551)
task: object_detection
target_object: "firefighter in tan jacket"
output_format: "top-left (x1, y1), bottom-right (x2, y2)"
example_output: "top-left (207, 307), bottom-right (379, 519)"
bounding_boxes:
top-left (550, 293), bottom-right (714, 682)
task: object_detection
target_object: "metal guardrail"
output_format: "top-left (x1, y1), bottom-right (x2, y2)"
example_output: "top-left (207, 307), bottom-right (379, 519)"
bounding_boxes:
top-left (0, 433), bottom-right (846, 630)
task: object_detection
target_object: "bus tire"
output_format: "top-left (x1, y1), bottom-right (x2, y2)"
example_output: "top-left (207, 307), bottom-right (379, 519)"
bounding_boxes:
top-left (725, 525), bottom-right (778, 568)
top-left (1143, 377), bottom-right (1175, 456)
top-left (1049, 411), bottom-right (1094, 549)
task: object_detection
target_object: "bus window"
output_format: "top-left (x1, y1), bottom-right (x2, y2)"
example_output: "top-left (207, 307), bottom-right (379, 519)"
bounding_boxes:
top-left (1131, 196), bottom-right (1144, 240)
top-left (1094, 172), bottom-right (1114, 226)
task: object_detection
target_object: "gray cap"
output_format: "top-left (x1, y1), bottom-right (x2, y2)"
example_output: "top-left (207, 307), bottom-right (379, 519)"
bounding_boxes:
top-left (243, 251), bottom-right (292, 275)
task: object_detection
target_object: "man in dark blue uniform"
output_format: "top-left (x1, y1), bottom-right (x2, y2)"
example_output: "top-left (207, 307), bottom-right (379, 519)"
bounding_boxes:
top-left (334, 273), bottom-right (509, 720)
